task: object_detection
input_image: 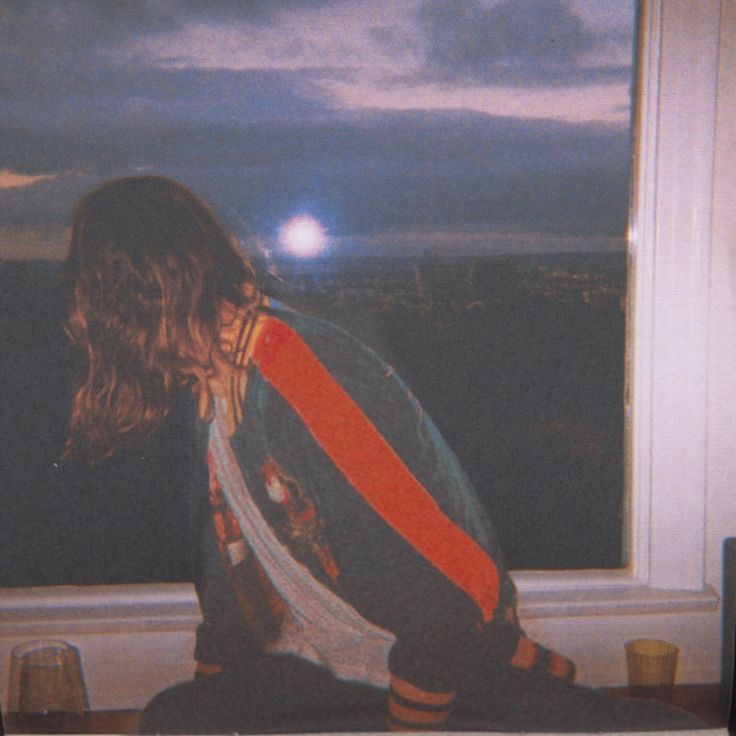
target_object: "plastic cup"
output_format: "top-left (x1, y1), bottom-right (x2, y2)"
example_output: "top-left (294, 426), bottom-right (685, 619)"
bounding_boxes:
top-left (7, 640), bottom-right (87, 733)
top-left (625, 638), bottom-right (679, 687)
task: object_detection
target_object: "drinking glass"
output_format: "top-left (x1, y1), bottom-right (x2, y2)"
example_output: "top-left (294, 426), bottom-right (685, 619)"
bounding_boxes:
top-left (7, 640), bottom-right (87, 734)
top-left (625, 638), bottom-right (679, 687)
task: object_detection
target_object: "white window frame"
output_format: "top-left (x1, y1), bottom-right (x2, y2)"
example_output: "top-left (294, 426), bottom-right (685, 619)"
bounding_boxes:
top-left (515, 0), bottom-right (723, 609)
top-left (511, 0), bottom-right (734, 688)
top-left (2, 0), bottom-right (734, 709)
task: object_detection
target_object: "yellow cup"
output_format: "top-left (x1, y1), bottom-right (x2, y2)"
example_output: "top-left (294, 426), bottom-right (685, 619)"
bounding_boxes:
top-left (625, 639), bottom-right (679, 687)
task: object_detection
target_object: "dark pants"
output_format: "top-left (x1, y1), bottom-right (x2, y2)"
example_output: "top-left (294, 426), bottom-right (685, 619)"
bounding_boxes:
top-left (140, 655), bottom-right (385, 734)
top-left (140, 653), bottom-right (707, 734)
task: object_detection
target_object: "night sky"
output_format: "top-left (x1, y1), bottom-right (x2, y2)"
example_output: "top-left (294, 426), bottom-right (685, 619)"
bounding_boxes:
top-left (0, 0), bottom-right (635, 259)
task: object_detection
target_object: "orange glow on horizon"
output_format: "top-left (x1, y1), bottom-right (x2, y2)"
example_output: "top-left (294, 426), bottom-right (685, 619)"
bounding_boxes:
top-left (0, 169), bottom-right (57, 190)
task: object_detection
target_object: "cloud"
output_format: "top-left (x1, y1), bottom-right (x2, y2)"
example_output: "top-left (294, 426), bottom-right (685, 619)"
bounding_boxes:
top-left (0, 1), bottom-right (346, 118)
top-left (0, 169), bottom-right (96, 227)
top-left (0, 0), bottom-right (343, 53)
top-left (416, 0), bottom-right (631, 87)
top-left (0, 1), bottom-right (631, 128)
top-left (0, 1), bottom-right (177, 99)
top-left (0, 110), bottom-right (631, 237)
top-left (1, 62), bottom-right (334, 140)
top-left (176, 0), bottom-right (344, 24)
top-left (0, 169), bottom-right (57, 190)
top-left (0, 1), bottom-right (633, 243)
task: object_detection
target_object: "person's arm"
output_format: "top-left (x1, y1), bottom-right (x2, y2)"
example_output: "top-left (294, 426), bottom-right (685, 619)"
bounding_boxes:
top-left (387, 675), bottom-right (456, 731)
top-left (187, 406), bottom-right (270, 677)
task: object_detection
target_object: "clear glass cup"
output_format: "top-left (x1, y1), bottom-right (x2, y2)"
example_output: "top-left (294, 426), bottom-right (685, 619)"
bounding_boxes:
top-left (7, 640), bottom-right (87, 734)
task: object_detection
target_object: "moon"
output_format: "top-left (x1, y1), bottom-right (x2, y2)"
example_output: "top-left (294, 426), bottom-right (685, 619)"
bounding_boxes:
top-left (278, 215), bottom-right (327, 257)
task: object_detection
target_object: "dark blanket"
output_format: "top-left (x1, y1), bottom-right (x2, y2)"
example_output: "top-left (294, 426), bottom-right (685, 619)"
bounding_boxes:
top-left (139, 653), bottom-right (707, 734)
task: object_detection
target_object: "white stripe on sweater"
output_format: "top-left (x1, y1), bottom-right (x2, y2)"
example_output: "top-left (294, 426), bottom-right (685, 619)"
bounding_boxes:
top-left (209, 398), bottom-right (395, 688)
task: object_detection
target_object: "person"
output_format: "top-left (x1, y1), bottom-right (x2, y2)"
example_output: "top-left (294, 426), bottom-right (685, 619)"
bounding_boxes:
top-left (64, 176), bottom-right (705, 733)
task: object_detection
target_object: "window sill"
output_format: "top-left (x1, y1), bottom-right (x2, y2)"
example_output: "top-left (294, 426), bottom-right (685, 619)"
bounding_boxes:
top-left (0, 583), bottom-right (201, 636)
top-left (0, 574), bottom-right (722, 701)
top-left (0, 574), bottom-right (720, 634)
top-left (512, 571), bottom-right (720, 619)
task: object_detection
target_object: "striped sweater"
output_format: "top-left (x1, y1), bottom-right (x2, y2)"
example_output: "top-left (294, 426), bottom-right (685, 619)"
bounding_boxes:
top-left (191, 302), bottom-right (575, 729)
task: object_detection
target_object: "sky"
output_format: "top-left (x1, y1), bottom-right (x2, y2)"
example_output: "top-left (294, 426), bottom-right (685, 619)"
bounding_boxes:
top-left (0, 0), bottom-right (635, 259)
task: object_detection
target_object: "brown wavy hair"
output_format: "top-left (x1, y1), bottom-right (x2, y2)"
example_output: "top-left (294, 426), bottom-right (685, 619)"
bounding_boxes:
top-left (64, 175), bottom-right (258, 462)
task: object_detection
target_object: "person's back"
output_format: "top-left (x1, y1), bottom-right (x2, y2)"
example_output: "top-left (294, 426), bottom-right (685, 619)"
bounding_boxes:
top-left (65, 176), bottom-right (705, 733)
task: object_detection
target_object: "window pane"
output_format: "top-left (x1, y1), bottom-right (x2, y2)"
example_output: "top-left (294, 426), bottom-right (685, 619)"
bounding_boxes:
top-left (0, 1), bottom-right (635, 584)
top-left (272, 250), bottom-right (628, 570)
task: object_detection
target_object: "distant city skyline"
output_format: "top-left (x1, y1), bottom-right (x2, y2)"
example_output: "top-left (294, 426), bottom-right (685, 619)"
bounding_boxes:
top-left (0, 223), bottom-right (627, 262)
top-left (0, 1), bottom-right (635, 260)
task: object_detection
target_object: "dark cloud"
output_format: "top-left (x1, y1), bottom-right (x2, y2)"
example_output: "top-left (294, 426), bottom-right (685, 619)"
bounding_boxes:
top-left (0, 111), bottom-right (631, 236)
top-left (0, 1), bottom-right (178, 47)
top-left (0, 1), bottom-right (344, 140)
top-left (0, 1), bottom-right (176, 91)
top-left (176, 0), bottom-right (343, 24)
top-left (0, 0), bottom-right (343, 50)
top-left (0, 2), bottom-right (172, 129)
top-left (0, 0), bottom-right (347, 108)
top-left (368, 24), bottom-right (412, 61)
top-left (417, 0), bottom-right (631, 87)
top-left (0, 171), bottom-right (98, 228)
top-left (1, 64), bottom-right (333, 133)
top-left (0, 1), bottom-right (631, 241)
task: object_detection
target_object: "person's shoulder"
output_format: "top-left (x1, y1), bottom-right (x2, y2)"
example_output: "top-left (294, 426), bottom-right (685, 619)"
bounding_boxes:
top-left (252, 300), bottom-right (417, 432)
top-left (257, 299), bottom-right (389, 375)
top-left (259, 299), bottom-right (356, 342)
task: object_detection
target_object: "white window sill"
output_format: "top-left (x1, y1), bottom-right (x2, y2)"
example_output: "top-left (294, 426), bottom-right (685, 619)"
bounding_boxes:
top-left (0, 575), bottom-right (723, 705)
top-left (513, 571), bottom-right (720, 619)
top-left (0, 572), bottom-right (720, 635)
top-left (0, 583), bottom-right (201, 636)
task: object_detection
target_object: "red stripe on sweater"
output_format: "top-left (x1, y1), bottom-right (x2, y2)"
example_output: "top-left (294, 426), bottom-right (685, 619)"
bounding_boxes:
top-left (252, 317), bottom-right (500, 621)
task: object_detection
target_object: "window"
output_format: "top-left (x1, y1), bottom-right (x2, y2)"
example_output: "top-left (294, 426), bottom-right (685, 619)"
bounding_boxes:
top-left (1, 1), bottom-right (637, 583)
top-left (1, 0), bottom-right (733, 707)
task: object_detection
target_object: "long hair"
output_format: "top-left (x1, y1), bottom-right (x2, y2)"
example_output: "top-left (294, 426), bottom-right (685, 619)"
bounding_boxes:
top-left (64, 176), bottom-right (258, 462)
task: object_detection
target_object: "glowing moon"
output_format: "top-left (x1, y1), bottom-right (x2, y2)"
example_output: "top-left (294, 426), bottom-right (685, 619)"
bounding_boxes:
top-left (278, 215), bottom-right (327, 257)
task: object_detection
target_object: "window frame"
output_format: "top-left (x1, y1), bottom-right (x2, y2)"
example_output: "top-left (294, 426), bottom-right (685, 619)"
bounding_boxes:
top-left (1, 0), bottom-right (733, 709)
top-left (514, 0), bottom-right (723, 611)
